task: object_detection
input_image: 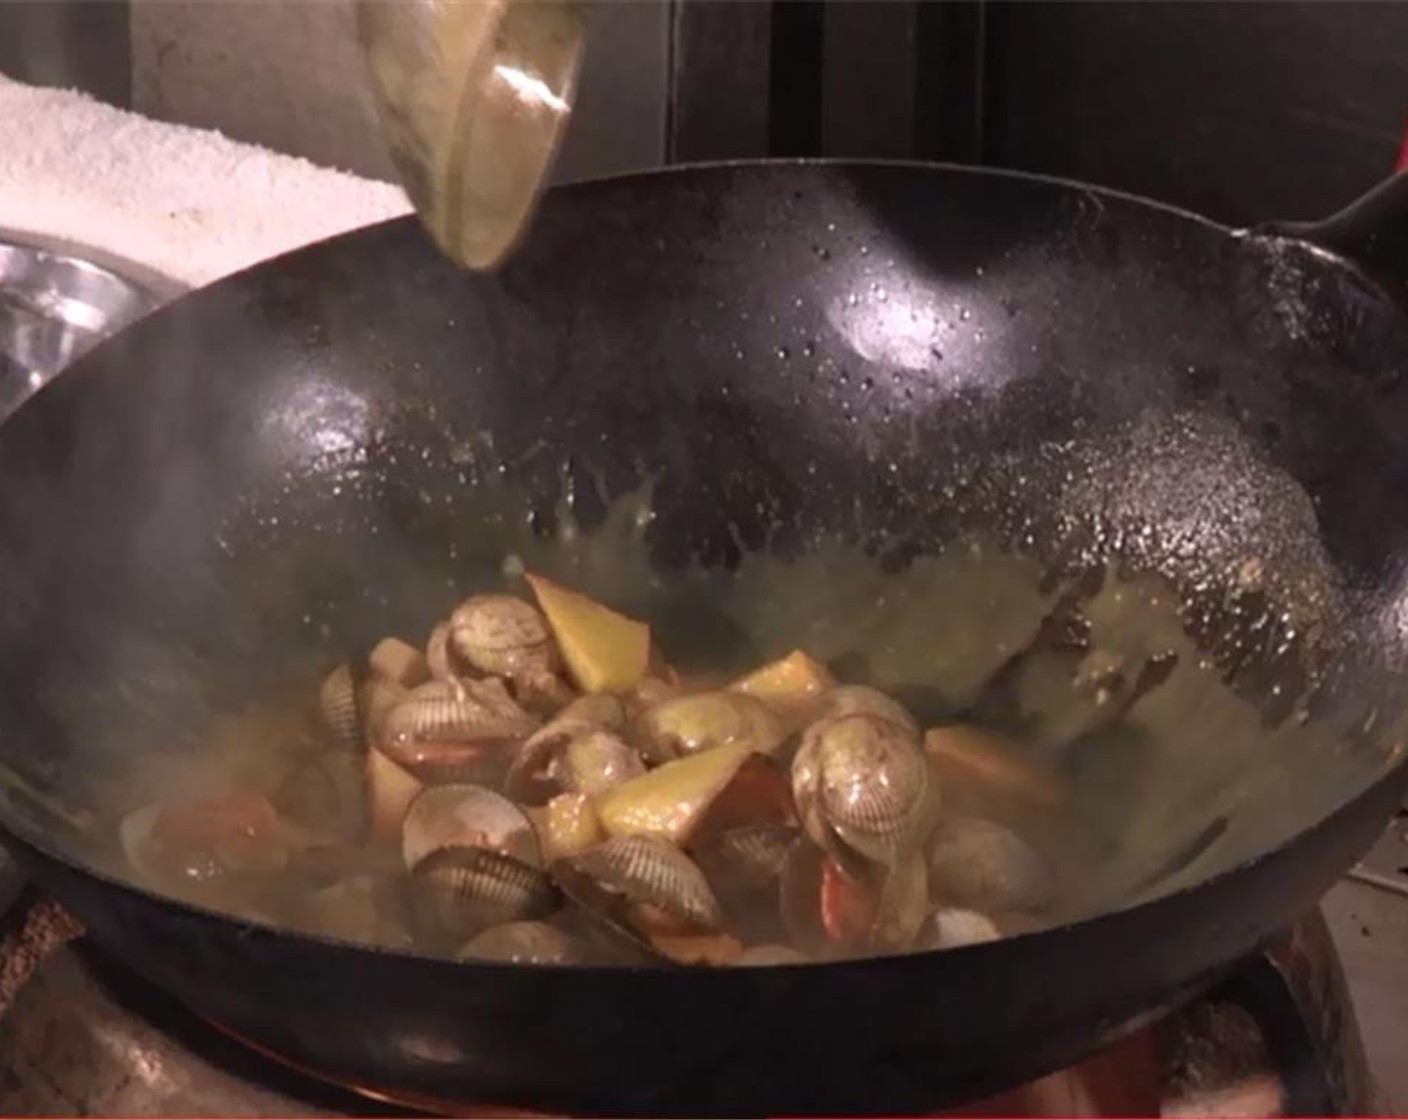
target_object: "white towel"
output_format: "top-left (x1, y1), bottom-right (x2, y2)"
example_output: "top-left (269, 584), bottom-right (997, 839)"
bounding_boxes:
top-left (0, 73), bottom-right (412, 289)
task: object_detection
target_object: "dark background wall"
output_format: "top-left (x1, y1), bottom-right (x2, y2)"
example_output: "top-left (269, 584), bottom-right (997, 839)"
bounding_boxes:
top-left (679, 0), bottom-right (1408, 224)
top-left (0, 0), bottom-right (1403, 223)
top-left (985, 0), bottom-right (1408, 223)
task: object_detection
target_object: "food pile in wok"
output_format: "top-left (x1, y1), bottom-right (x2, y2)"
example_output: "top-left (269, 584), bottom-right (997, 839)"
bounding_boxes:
top-left (117, 574), bottom-right (1070, 967)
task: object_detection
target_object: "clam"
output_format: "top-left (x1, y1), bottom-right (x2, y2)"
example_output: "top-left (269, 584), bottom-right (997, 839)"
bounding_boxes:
top-left (560, 835), bottom-right (722, 935)
top-left (505, 718), bottom-right (644, 805)
top-left (449, 594), bottom-right (559, 679)
top-left (318, 663), bottom-right (362, 751)
top-left (815, 685), bottom-right (920, 737)
top-left (377, 678), bottom-right (537, 784)
top-left (925, 816), bottom-right (1054, 914)
top-left (457, 920), bottom-right (585, 965)
top-left (918, 906), bottom-right (1002, 950)
top-left (634, 691), bottom-right (786, 764)
top-left (409, 845), bottom-right (558, 941)
top-left (791, 712), bottom-right (933, 868)
top-left (400, 783), bottom-right (541, 870)
top-left (693, 821), bottom-right (797, 943)
top-left (693, 822), bottom-right (798, 893)
top-left (550, 858), bottom-right (671, 965)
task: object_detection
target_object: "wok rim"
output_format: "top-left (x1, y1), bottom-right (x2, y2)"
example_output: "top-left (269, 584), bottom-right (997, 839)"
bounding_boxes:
top-left (0, 157), bottom-right (1398, 983)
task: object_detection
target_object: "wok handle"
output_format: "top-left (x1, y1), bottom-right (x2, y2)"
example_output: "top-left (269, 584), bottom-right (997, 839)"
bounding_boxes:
top-left (1261, 170), bottom-right (1408, 305)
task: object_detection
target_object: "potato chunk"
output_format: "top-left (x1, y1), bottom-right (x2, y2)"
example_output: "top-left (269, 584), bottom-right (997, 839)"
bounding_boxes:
top-left (729, 649), bottom-right (835, 717)
top-left (525, 573), bottom-right (649, 692)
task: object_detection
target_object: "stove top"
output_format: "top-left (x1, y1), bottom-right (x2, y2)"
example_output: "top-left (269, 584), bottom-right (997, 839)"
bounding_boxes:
top-left (0, 880), bottom-right (1375, 1118)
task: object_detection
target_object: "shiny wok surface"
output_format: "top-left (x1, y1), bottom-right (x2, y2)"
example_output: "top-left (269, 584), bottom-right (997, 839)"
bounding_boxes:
top-left (0, 162), bottom-right (1406, 1114)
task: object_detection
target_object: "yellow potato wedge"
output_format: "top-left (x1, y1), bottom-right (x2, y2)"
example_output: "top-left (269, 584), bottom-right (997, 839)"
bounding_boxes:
top-left (729, 649), bottom-right (835, 714)
top-left (525, 572), bottom-right (650, 693)
top-left (595, 742), bottom-right (751, 846)
top-left (538, 791), bottom-right (604, 861)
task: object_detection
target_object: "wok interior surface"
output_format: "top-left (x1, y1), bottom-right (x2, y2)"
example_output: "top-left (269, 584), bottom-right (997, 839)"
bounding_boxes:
top-left (0, 162), bottom-right (1406, 1112)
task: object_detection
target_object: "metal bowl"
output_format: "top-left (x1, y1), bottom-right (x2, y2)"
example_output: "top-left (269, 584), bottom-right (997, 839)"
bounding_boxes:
top-left (0, 231), bottom-right (183, 421)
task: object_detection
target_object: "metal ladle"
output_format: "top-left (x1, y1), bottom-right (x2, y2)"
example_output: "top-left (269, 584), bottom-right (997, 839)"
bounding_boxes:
top-left (357, 0), bottom-right (586, 271)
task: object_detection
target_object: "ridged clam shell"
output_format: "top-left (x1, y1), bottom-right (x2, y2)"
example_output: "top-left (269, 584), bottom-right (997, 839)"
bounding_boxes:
top-left (449, 594), bottom-right (557, 679)
top-left (815, 685), bottom-right (919, 736)
top-left (318, 664), bottom-right (362, 751)
top-left (567, 836), bottom-right (722, 931)
top-left (925, 816), bottom-right (1053, 913)
top-left (401, 783), bottom-right (541, 870)
top-left (792, 712), bottom-right (930, 864)
top-left (411, 846), bottom-right (557, 940)
top-left (457, 920), bottom-right (584, 965)
top-left (634, 691), bottom-right (786, 764)
top-left (694, 822), bottom-right (798, 891)
top-left (380, 678), bottom-right (538, 748)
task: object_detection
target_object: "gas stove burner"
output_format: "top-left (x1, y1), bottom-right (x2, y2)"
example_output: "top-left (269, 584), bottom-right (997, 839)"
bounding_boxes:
top-left (0, 229), bottom-right (184, 421)
top-left (0, 889), bottom-right (1375, 1117)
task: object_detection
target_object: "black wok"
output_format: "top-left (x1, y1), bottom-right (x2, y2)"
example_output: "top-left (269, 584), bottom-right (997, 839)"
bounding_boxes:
top-left (1, 161), bottom-right (1407, 1116)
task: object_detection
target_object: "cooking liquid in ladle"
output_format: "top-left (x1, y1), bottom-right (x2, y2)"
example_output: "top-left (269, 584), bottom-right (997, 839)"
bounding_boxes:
top-left (88, 483), bottom-right (1361, 967)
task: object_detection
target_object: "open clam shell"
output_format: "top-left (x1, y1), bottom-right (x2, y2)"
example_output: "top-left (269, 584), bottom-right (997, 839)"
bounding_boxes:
top-left (634, 691), bottom-right (786, 764)
top-left (561, 835), bottom-right (722, 934)
top-left (814, 685), bottom-right (919, 736)
top-left (449, 594), bottom-right (559, 680)
top-left (318, 664), bottom-right (362, 751)
top-left (506, 718), bottom-right (644, 805)
top-left (401, 782), bottom-right (542, 870)
top-left (792, 712), bottom-right (932, 867)
top-left (377, 678), bottom-right (537, 785)
top-left (693, 822), bottom-right (798, 893)
top-left (409, 845), bottom-right (558, 941)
